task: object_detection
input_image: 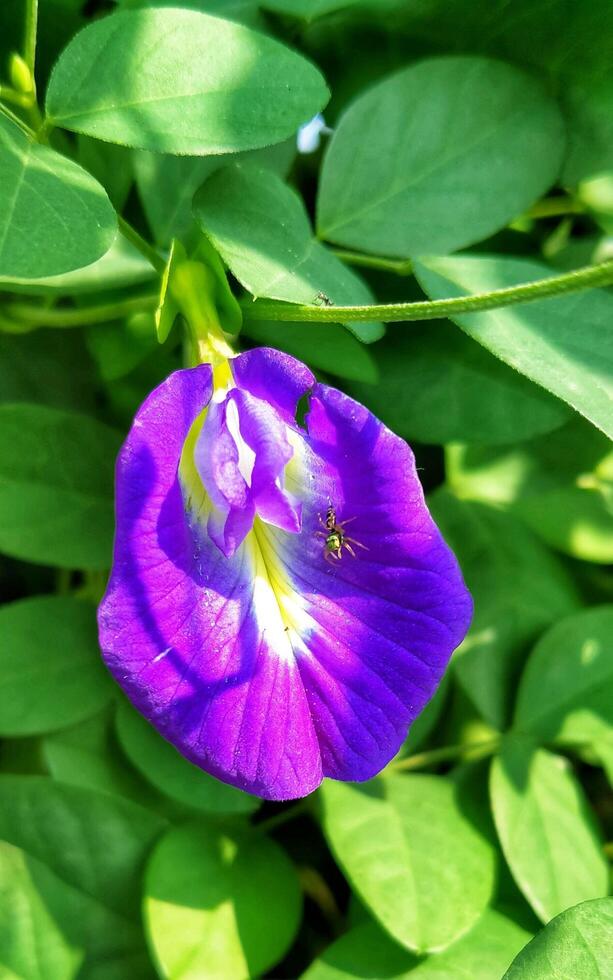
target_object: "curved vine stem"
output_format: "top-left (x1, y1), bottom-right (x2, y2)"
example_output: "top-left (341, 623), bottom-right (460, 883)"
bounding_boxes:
top-left (241, 257), bottom-right (613, 323)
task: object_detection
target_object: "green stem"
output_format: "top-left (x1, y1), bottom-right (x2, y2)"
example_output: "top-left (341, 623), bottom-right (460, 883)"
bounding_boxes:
top-left (332, 248), bottom-right (413, 276)
top-left (390, 736), bottom-right (502, 772)
top-left (4, 293), bottom-right (158, 328)
top-left (0, 85), bottom-right (31, 108)
top-left (0, 101), bottom-right (35, 137)
top-left (117, 216), bottom-right (166, 275)
top-left (24, 0), bottom-right (38, 78)
top-left (242, 257), bottom-right (613, 323)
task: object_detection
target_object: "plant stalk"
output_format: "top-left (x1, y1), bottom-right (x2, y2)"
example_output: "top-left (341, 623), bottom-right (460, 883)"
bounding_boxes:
top-left (241, 257), bottom-right (613, 323)
top-left (4, 293), bottom-right (159, 328)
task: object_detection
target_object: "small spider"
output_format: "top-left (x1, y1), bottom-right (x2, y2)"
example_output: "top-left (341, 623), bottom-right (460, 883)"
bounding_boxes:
top-left (315, 506), bottom-right (368, 562)
top-left (313, 291), bottom-right (334, 307)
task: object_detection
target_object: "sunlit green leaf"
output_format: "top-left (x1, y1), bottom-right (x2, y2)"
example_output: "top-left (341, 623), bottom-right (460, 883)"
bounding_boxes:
top-left (0, 114), bottom-right (116, 280)
top-left (447, 418), bottom-right (613, 563)
top-left (379, 0), bottom-right (613, 184)
top-left (317, 57), bottom-right (564, 257)
top-left (514, 607), bottom-right (613, 745)
top-left (503, 898), bottom-right (613, 979)
top-left (46, 9), bottom-right (329, 153)
top-left (0, 776), bottom-right (164, 961)
top-left (194, 163), bottom-right (383, 342)
top-left (0, 841), bottom-right (84, 980)
top-left (490, 737), bottom-right (608, 923)
top-left (415, 254), bottom-right (613, 439)
top-left (134, 140), bottom-right (294, 246)
top-left (320, 773), bottom-right (496, 953)
top-left (400, 909), bottom-right (532, 980)
top-left (144, 823), bottom-right (301, 979)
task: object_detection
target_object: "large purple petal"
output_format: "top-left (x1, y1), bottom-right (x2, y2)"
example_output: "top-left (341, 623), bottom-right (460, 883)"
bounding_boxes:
top-left (265, 379), bottom-right (473, 781)
top-left (98, 365), bottom-right (322, 800)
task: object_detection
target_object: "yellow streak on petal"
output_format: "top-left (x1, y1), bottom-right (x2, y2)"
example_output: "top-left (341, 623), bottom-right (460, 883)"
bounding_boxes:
top-left (178, 385), bottom-right (308, 663)
top-left (249, 519), bottom-right (310, 662)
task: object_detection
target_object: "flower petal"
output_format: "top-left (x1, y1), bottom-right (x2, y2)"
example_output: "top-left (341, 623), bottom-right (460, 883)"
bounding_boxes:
top-left (98, 366), bottom-right (322, 800)
top-left (262, 380), bottom-right (473, 781)
top-left (230, 388), bottom-right (301, 534)
top-left (231, 347), bottom-right (315, 426)
top-left (194, 395), bottom-right (253, 557)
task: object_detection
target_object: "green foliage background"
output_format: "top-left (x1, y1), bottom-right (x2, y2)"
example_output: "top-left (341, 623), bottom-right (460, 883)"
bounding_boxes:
top-left (0, 0), bottom-right (611, 977)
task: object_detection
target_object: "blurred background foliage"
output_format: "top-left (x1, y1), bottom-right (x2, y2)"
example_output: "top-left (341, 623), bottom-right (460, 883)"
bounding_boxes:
top-left (0, 0), bottom-right (611, 977)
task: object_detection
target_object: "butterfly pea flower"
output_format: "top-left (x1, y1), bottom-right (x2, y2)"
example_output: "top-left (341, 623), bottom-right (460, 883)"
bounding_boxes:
top-left (98, 348), bottom-right (472, 801)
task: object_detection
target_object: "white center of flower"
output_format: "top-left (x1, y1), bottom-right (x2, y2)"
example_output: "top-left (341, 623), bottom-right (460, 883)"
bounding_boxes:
top-left (225, 396), bottom-right (255, 487)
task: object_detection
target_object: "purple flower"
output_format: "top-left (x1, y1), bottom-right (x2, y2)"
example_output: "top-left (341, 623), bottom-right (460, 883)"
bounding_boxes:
top-left (98, 349), bottom-right (472, 800)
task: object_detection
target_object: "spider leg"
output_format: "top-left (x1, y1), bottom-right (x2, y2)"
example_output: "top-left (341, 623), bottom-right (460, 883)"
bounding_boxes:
top-left (345, 536), bottom-right (369, 551)
top-left (314, 530), bottom-right (327, 538)
top-left (338, 517), bottom-right (357, 527)
top-left (317, 514), bottom-right (328, 529)
top-left (335, 547), bottom-right (342, 560)
top-left (344, 543), bottom-right (357, 558)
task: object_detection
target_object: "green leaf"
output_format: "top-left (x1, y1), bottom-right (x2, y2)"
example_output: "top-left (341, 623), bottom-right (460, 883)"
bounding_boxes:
top-left (116, 0), bottom-right (263, 28)
top-left (144, 823), bottom-right (301, 979)
top-left (415, 254), bottom-right (613, 440)
top-left (0, 776), bottom-right (165, 960)
top-left (0, 329), bottom-right (96, 411)
top-left (134, 140), bottom-right (294, 246)
top-left (399, 909), bottom-right (532, 980)
top-left (301, 920), bottom-right (417, 980)
top-left (43, 711), bottom-right (161, 808)
top-left (0, 403), bottom-right (122, 569)
top-left (0, 596), bottom-right (112, 737)
top-left (0, 236), bottom-right (156, 297)
top-left (194, 163), bottom-right (383, 342)
top-left (0, 840), bottom-right (84, 980)
top-left (359, 1), bottom-right (613, 185)
top-left (116, 700), bottom-right (260, 815)
top-left (503, 898), bottom-right (613, 979)
top-left (490, 737), bottom-right (609, 923)
top-left (85, 313), bottom-right (157, 382)
top-left (428, 491), bottom-right (580, 729)
top-left (447, 418), bottom-right (613, 563)
top-left (317, 57), bottom-right (564, 257)
top-left (78, 135), bottom-right (133, 210)
top-left (46, 9), bottom-right (329, 154)
top-left (514, 607), bottom-right (613, 746)
top-left (345, 321), bottom-right (569, 445)
top-left (262, 0), bottom-right (364, 19)
top-left (243, 320), bottom-right (379, 383)
top-left (320, 773), bottom-right (496, 953)
top-left (0, 114), bottom-right (116, 280)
